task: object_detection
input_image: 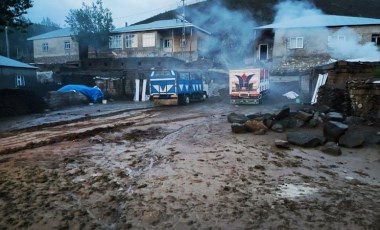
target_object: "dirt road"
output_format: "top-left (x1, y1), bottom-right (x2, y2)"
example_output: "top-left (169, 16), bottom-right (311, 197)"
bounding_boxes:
top-left (0, 98), bottom-right (379, 229)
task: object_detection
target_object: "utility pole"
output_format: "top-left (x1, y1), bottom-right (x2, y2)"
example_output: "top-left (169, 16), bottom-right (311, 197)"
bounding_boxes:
top-left (181, 0), bottom-right (186, 59)
top-left (5, 26), bottom-right (10, 58)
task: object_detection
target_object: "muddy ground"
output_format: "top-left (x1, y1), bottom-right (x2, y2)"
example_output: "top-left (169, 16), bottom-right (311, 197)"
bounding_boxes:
top-left (0, 93), bottom-right (379, 229)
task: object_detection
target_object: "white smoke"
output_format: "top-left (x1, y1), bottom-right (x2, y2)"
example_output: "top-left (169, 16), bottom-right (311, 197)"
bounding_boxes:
top-left (186, 1), bottom-right (257, 68)
top-left (274, 0), bottom-right (322, 23)
top-left (274, 0), bottom-right (380, 61)
top-left (329, 27), bottom-right (380, 60)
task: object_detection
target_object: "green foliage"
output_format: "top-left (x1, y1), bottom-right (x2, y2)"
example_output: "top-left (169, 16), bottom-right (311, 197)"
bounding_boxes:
top-left (65, 0), bottom-right (115, 57)
top-left (0, 0), bottom-right (33, 29)
top-left (374, 67), bottom-right (380, 77)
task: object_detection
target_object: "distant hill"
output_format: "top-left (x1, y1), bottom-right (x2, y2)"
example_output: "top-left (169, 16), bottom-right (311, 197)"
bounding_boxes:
top-left (137, 0), bottom-right (380, 26)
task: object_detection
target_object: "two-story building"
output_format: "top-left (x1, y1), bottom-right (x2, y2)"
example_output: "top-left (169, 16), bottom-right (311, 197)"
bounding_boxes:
top-left (254, 15), bottom-right (380, 74)
top-left (108, 19), bottom-right (211, 62)
top-left (27, 28), bottom-right (79, 64)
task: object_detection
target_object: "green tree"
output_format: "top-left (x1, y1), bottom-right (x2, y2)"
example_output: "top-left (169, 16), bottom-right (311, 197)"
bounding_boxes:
top-left (65, 0), bottom-right (114, 59)
top-left (0, 0), bottom-right (33, 29)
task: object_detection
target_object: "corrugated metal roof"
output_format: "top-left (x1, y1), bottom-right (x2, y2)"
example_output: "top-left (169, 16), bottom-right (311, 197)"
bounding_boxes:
top-left (27, 28), bottom-right (75, 40)
top-left (256, 15), bottom-right (380, 29)
top-left (111, 19), bottom-right (211, 35)
top-left (0, 55), bottom-right (37, 69)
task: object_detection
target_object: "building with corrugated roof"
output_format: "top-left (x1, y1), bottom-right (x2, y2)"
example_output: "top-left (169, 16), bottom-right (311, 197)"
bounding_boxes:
top-left (27, 28), bottom-right (80, 64)
top-left (108, 19), bottom-right (211, 62)
top-left (0, 55), bottom-right (38, 90)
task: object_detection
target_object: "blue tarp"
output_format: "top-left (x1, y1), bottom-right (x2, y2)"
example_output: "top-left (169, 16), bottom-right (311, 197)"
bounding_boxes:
top-left (58, 85), bottom-right (104, 102)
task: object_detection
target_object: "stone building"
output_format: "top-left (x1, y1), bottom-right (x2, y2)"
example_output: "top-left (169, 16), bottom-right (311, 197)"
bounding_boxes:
top-left (27, 28), bottom-right (80, 64)
top-left (254, 15), bottom-right (380, 95)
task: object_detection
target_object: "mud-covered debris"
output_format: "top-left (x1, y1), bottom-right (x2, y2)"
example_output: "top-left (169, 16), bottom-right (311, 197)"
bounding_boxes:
top-left (231, 123), bottom-right (247, 133)
top-left (274, 139), bottom-right (291, 149)
top-left (245, 120), bottom-right (267, 132)
top-left (321, 142), bottom-right (342, 156)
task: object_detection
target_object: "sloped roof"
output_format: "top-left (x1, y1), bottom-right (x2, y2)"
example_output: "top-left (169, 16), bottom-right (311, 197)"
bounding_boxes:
top-left (256, 15), bottom-right (380, 29)
top-left (0, 55), bottom-right (37, 69)
top-left (27, 28), bottom-right (75, 40)
top-left (111, 19), bottom-right (211, 35)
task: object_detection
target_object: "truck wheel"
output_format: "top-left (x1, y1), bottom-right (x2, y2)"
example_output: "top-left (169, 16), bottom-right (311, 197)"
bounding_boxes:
top-left (184, 95), bottom-right (190, 105)
top-left (202, 92), bottom-right (207, 101)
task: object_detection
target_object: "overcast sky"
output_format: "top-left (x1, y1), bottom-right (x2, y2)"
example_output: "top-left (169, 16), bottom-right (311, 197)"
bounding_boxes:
top-left (26, 0), bottom-right (204, 28)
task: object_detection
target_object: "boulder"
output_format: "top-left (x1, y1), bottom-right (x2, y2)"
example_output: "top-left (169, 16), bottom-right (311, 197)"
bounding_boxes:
top-left (231, 123), bottom-right (247, 133)
top-left (275, 106), bottom-right (290, 120)
top-left (295, 110), bottom-right (313, 122)
top-left (323, 121), bottom-right (348, 142)
top-left (245, 120), bottom-right (268, 132)
top-left (308, 118), bottom-right (320, 128)
top-left (287, 132), bottom-right (325, 147)
top-left (274, 139), bottom-right (291, 149)
top-left (271, 123), bottom-right (285, 133)
top-left (227, 113), bottom-right (249, 124)
top-left (339, 132), bottom-right (365, 148)
top-left (325, 112), bottom-right (344, 122)
top-left (321, 142), bottom-right (342, 156)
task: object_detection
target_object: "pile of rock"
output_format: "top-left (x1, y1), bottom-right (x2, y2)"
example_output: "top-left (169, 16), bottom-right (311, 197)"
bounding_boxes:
top-left (228, 104), bottom-right (380, 156)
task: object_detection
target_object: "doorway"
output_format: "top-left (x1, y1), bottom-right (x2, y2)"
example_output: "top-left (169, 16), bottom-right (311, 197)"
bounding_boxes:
top-left (259, 44), bottom-right (268, 61)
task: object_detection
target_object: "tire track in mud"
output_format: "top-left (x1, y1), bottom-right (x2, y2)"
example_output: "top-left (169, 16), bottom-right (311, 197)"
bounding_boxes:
top-left (0, 110), bottom-right (212, 155)
top-left (0, 111), bottom-right (150, 155)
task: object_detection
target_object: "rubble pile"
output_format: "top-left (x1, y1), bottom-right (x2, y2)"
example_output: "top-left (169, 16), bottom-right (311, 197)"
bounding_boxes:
top-left (228, 104), bottom-right (380, 155)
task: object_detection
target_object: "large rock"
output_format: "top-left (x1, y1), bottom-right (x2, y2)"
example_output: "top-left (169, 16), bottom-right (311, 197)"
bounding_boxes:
top-left (325, 112), bottom-right (344, 122)
top-left (244, 120), bottom-right (268, 132)
top-left (323, 121), bottom-right (349, 142)
top-left (275, 106), bottom-right (290, 120)
top-left (227, 113), bottom-right (249, 124)
top-left (295, 111), bottom-right (313, 122)
top-left (321, 142), bottom-right (342, 156)
top-left (287, 132), bottom-right (325, 147)
top-left (274, 139), bottom-right (291, 149)
top-left (339, 132), bottom-right (365, 148)
top-left (271, 123), bottom-right (285, 133)
top-left (231, 123), bottom-right (247, 133)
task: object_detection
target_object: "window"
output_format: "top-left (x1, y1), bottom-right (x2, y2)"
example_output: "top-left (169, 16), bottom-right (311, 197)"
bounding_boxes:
top-left (142, 33), bottom-right (155, 47)
top-left (109, 35), bottom-right (122, 48)
top-left (163, 39), bottom-right (172, 48)
top-left (15, 75), bottom-right (25, 87)
top-left (288, 37), bottom-right (303, 49)
top-left (328, 35), bottom-right (346, 46)
top-left (372, 34), bottom-right (380, 45)
top-left (64, 41), bottom-right (71, 50)
top-left (125, 34), bottom-right (137, 48)
top-left (42, 43), bottom-right (48, 52)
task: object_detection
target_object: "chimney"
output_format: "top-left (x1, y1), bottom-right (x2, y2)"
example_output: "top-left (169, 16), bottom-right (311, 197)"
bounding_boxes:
top-left (125, 22), bottom-right (128, 27)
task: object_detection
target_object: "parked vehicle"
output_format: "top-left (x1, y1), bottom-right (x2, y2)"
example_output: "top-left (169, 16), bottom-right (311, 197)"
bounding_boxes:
top-left (149, 69), bottom-right (209, 105)
top-left (229, 68), bottom-right (270, 104)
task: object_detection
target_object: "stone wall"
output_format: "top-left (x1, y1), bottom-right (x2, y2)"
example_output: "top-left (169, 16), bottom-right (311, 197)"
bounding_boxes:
top-left (347, 80), bottom-right (380, 120)
top-left (45, 91), bottom-right (89, 109)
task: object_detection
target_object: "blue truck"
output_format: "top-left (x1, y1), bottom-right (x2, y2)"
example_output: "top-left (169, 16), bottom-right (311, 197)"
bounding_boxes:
top-left (149, 69), bottom-right (209, 105)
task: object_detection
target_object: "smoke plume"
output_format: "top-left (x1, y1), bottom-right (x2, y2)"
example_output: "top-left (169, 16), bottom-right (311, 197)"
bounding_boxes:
top-left (186, 1), bottom-right (257, 68)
